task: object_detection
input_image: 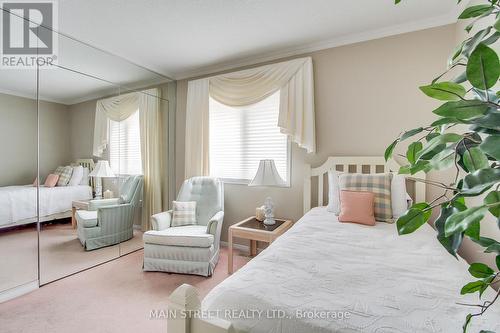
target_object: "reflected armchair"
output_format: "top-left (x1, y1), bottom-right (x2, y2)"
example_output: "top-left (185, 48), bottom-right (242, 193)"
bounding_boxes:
top-left (76, 175), bottom-right (143, 251)
top-left (143, 177), bottom-right (224, 276)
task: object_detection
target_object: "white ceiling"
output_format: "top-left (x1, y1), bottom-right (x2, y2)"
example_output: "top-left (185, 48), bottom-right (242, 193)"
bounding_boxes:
top-left (59, 0), bottom-right (466, 79)
top-left (0, 0), bottom-right (466, 104)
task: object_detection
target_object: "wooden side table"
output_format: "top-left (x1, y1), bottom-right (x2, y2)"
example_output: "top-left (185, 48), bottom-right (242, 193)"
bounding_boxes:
top-left (228, 217), bottom-right (293, 274)
top-left (72, 200), bottom-right (91, 229)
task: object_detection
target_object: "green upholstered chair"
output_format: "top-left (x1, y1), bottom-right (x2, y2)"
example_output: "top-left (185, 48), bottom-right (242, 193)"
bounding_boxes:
top-left (143, 177), bottom-right (224, 276)
top-left (76, 175), bottom-right (143, 251)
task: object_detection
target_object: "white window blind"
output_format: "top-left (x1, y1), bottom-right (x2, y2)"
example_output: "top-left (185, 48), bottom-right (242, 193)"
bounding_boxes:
top-left (109, 110), bottom-right (143, 175)
top-left (209, 91), bottom-right (289, 183)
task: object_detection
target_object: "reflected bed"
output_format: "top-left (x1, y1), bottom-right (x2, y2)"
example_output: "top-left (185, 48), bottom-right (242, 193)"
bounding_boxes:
top-left (0, 184), bottom-right (92, 228)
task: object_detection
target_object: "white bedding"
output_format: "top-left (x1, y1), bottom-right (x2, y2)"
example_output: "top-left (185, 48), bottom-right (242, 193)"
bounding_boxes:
top-left (203, 207), bottom-right (500, 333)
top-left (0, 185), bottom-right (92, 227)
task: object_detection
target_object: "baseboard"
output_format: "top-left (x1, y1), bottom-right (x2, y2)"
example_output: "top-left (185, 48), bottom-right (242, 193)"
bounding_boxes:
top-left (0, 280), bottom-right (38, 303)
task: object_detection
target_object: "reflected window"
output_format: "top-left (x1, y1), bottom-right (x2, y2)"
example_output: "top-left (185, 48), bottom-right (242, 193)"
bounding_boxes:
top-left (109, 110), bottom-right (143, 175)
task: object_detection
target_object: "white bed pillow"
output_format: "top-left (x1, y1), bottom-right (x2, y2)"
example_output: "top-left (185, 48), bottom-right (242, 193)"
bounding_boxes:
top-left (327, 170), bottom-right (412, 219)
top-left (327, 170), bottom-right (341, 214)
top-left (68, 166), bottom-right (84, 186)
top-left (391, 173), bottom-right (410, 218)
top-left (79, 167), bottom-right (90, 186)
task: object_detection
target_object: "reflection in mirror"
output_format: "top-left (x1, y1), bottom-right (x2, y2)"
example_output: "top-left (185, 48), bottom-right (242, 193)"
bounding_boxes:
top-left (0, 67), bottom-right (39, 295)
top-left (0, 12), bottom-right (174, 290)
top-left (38, 68), bottom-right (122, 284)
top-left (36, 30), bottom-right (172, 282)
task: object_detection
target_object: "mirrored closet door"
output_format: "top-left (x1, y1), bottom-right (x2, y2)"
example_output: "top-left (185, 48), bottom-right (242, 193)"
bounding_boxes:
top-left (0, 67), bottom-right (39, 296)
top-left (36, 31), bottom-right (172, 284)
top-left (0, 7), bottom-right (174, 292)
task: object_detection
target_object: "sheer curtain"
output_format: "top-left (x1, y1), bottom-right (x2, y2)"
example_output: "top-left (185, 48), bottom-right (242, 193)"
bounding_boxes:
top-left (93, 88), bottom-right (163, 231)
top-left (139, 89), bottom-right (162, 231)
top-left (185, 57), bottom-right (315, 179)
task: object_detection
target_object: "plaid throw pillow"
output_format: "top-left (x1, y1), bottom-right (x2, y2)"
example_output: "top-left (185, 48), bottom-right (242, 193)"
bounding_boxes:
top-left (171, 201), bottom-right (197, 227)
top-left (339, 173), bottom-right (393, 223)
top-left (54, 166), bottom-right (65, 175)
top-left (57, 166), bottom-right (73, 186)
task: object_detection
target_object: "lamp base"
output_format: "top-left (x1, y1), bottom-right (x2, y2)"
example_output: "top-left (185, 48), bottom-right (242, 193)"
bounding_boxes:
top-left (94, 180), bottom-right (102, 199)
top-left (263, 197), bottom-right (275, 226)
top-left (263, 218), bottom-right (276, 226)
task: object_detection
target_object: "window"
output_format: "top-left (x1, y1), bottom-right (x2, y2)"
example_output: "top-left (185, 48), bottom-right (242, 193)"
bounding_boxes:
top-left (209, 91), bottom-right (289, 184)
top-left (108, 110), bottom-right (143, 175)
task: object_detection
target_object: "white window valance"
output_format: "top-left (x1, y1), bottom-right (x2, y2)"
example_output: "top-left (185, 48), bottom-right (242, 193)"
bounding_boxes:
top-left (185, 57), bottom-right (315, 178)
top-left (93, 92), bottom-right (141, 157)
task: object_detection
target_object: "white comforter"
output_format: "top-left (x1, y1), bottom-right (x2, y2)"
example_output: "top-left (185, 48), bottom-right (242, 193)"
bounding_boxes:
top-left (0, 185), bottom-right (92, 227)
top-left (203, 207), bottom-right (500, 333)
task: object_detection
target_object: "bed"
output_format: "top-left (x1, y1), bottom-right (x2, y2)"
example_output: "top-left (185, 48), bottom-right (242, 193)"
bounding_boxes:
top-left (0, 159), bottom-right (94, 229)
top-left (167, 156), bottom-right (500, 333)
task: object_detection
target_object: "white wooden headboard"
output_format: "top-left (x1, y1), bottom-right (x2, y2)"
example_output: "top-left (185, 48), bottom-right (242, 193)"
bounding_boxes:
top-left (303, 156), bottom-right (426, 214)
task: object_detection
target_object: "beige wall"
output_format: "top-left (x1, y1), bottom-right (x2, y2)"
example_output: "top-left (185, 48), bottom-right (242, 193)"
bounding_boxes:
top-left (176, 24), bottom-right (462, 246)
top-left (0, 93), bottom-right (71, 186)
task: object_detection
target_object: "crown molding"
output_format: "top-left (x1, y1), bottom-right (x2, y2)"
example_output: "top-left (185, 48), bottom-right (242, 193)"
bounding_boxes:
top-left (174, 7), bottom-right (467, 81)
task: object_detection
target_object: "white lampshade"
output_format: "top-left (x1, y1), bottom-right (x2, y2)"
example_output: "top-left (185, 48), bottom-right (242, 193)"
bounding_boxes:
top-left (89, 160), bottom-right (116, 178)
top-left (249, 159), bottom-right (285, 187)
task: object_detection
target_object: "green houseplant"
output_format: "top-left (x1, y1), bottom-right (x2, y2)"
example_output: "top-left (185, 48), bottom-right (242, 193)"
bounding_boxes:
top-left (387, 0), bottom-right (500, 331)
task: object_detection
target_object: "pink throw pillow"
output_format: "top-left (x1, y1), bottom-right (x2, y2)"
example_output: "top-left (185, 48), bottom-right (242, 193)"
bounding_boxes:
top-left (32, 177), bottom-right (38, 187)
top-left (44, 174), bottom-right (59, 188)
top-left (339, 190), bottom-right (376, 226)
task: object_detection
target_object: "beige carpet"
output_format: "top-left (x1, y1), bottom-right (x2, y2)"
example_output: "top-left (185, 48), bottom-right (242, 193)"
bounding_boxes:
top-left (0, 220), bottom-right (144, 290)
top-left (0, 226), bottom-right (38, 292)
top-left (40, 222), bottom-right (143, 284)
top-left (0, 247), bottom-right (250, 333)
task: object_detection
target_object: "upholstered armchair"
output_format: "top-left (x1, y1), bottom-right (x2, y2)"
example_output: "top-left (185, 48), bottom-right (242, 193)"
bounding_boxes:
top-left (143, 177), bottom-right (224, 276)
top-left (76, 175), bottom-right (143, 251)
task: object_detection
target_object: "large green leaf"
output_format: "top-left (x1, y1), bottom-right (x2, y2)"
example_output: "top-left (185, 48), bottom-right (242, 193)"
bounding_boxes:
top-left (485, 242), bottom-right (500, 254)
top-left (467, 43), bottom-right (500, 90)
top-left (401, 127), bottom-right (423, 141)
top-left (432, 100), bottom-right (489, 120)
top-left (409, 160), bottom-right (432, 175)
top-left (496, 255), bottom-right (500, 270)
top-left (484, 191), bottom-right (500, 217)
top-left (417, 133), bottom-right (462, 161)
top-left (444, 206), bottom-right (487, 237)
top-left (431, 117), bottom-right (464, 127)
top-left (470, 113), bottom-right (500, 133)
top-left (462, 168), bottom-right (500, 196)
top-left (429, 148), bottom-right (456, 171)
top-left (463, 147), bottom-right (489, 172)
top-left (468, 263), bottom-right (495, 278)
top-left (420, 82), bottom-right (466, 101)
top-left (462, 27), bottom-right (493, 58)
top-left (460, 280), bottom-right (485, 295)
top-left (397, 203), bottom-right (432, 235)
top-left (384, 139), bottom-right (398, 162)
top-left (459, 5), bottom-right (493, 19)
top-left (435, 206), bottom-right (463, 258)
top-left (406, 142), bottom-right (423, 165)
top-left (479, 135), bottom-right (500, 160)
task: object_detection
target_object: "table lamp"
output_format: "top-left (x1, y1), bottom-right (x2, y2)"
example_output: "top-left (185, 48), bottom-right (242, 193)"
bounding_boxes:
top-left (89, 160), bottom-right (115, 199)
top-left (249, 159), bottom-right (285, 226)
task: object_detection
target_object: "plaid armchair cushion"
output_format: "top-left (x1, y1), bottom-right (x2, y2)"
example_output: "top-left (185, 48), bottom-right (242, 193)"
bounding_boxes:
top-left (339, 173), bottom-right (393, 223)
top-left (171, 201), bottom-right (197, 227)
